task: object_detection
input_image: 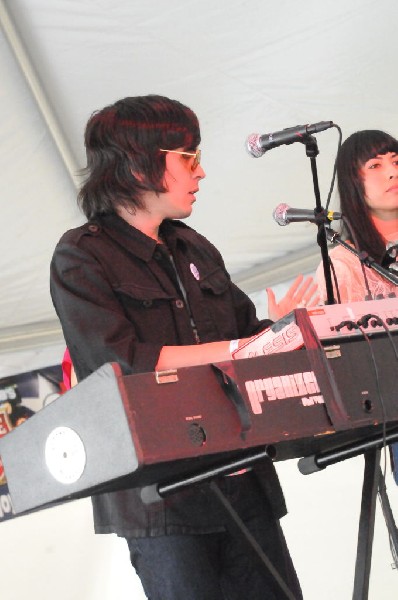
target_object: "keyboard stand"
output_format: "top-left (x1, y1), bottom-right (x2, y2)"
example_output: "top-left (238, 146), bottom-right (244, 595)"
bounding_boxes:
top-left (298, 431), bottom-right (398, 599)
top-left (143, 446), bottom-right (299, 600)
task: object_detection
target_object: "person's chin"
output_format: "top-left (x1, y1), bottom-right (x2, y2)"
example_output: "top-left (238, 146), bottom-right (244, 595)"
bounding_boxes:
top-left (177, 207), bottom-right (193, 219)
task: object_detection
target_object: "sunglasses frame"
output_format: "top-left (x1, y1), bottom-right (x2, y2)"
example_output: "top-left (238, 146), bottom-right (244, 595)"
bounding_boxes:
top-left (159, 148), bottom-right (201, 171)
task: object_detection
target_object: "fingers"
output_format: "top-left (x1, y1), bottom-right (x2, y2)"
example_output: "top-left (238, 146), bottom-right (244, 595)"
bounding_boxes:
top-left (306, 294), bottom-right (320, 308)
top-left (287, 274), bottom-right (315, 299)
top-left (296, 276), bottom-right (314, 297)
top-left (293, 277), bottom-right (319, 308)
top-left (266, 287), bottom-right (276, 306)
top-left (286, 274), bottom-right (304, 298)
top-left (298, 284), bottom-right (320, 306)
top-left (266, 288), bottom-right (281, 321)
top-left (267, 276), bottom-right (320, 320)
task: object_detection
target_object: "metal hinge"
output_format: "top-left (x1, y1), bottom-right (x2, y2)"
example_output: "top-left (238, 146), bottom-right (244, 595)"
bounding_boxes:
top-left (155, 369), bottom-right (179, 384)
top-left (324, 345), bottom-right (342, 359)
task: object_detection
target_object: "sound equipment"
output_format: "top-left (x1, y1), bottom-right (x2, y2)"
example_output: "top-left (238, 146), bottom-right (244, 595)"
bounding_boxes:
top-left (306, 296), bottom-right (398, 341)
top-left (0, 318), bottom-right (397, 515)
top-left (233, 296), bottom-right (398, 359)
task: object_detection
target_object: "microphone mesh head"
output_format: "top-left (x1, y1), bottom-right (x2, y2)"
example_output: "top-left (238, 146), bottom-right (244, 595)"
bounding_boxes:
top-left (272, 203), bottom-right (290, 226)
top-left (245, 133), bottom-right (264, 158)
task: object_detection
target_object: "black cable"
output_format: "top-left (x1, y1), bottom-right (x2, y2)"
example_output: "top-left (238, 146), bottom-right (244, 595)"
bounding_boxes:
top-left (328, 255), bottom-right (342, 304)
top-left (353, 318), bottom-right (398, 570)
top-left (356, 324), bottom-right (387, 468)
top-left (357, 314), bottom-right (398, 361)
top-left (325, 124), bottom-right (342, 211)
top-left (341, 216), bottom-right (373, 300)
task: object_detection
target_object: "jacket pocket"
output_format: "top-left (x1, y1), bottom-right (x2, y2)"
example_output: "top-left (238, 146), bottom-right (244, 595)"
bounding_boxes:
top-left (198, 266), bottom-right (230, 295)
top-left (111, 282), bottom-right (178, 343)
top-left (113, 282), bottom-right (175, 305)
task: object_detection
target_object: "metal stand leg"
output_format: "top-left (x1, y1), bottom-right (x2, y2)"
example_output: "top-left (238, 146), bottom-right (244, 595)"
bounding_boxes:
top-left (377, 466), bottom-right (398, 568)
top-left (142, 448), bottom-right (300, 600)
top-left (353, 448), bottom-right (380, 600)
top-left (299, 431), bottom-right (398, 597)
top-left (209, 480), bottom-right (298, 600)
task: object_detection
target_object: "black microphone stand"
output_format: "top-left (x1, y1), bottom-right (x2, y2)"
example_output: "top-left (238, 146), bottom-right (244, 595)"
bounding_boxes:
top-left (323, 226), bottom-right (398, 596)
top-left (296, 134), bottom-right (398, 595)
top-left (300, 135), bottom-right (336, 304)
top-left (290, 170), bottom-right (398, 597)
top-left (325, 227), bottom-right (398, 286)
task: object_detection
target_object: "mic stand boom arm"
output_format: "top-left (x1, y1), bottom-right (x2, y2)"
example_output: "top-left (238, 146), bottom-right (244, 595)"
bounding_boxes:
top-left (325, 227), bottom-right (398, 287)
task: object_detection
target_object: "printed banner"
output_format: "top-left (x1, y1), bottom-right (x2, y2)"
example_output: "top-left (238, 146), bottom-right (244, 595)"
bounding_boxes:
top-left (0, 365), bottom-right (63, 522)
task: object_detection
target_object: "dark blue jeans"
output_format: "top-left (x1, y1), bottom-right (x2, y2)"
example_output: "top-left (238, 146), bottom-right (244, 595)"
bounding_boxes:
top-left (126, 473), bottom-right (302, 600)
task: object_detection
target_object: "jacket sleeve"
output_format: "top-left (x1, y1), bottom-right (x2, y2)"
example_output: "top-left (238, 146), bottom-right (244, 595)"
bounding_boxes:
top-left (50, 242), bottom-right (163, 381)
top-left (229, 280), bottom-right (273, 336)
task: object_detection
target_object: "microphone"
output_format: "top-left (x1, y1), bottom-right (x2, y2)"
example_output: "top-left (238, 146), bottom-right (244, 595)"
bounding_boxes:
top-left (246, 121), bottom-right (334, 158)
top-left (273, 203), bottom-right (342, 227)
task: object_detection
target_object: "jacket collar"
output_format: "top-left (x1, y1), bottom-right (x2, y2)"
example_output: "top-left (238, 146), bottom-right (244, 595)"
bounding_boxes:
top-left (94, 213), bottom-right (184, 261)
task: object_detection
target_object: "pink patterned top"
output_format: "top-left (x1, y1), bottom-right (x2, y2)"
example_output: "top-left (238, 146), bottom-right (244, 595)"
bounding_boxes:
top-left (316, 216), bottom-right (398, 303)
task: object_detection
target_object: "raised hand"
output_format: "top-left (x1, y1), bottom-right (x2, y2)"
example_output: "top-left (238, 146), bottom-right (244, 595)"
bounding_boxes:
top-left (266, 274), bottom-right (320, 321)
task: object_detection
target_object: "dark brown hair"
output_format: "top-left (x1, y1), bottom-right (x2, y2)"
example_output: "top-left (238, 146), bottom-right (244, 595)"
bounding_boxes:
top-left (78, 95), bottom-right (200, 219)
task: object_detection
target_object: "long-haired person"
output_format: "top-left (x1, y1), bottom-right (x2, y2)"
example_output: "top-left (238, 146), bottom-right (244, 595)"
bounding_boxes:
top-left (50, 95), bottom-right (302, 600)
top-left (316, 129), bottom-right (398, 302)
top-left (317, 129), bottom-right (398, 489)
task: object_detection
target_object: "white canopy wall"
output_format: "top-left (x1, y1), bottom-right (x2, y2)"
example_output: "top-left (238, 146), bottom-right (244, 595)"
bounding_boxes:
top-left (1, 1), bottom-right (398, 598)
top-left (1, 0), bottom-right (398, 353)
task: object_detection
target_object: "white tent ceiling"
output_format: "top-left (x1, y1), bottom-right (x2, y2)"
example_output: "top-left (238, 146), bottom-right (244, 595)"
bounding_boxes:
top-left (2, 4), bottom-right (398, 599)
top-left (1, 0), bottom-right (398, 355)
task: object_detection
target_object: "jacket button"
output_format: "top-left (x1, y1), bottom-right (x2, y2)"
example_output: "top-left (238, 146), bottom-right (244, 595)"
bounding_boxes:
top-left (88, 224), bottom-right (99, 233)
top-left (143, 300), bottom-right (153, 308)
top-left (154, 251), bottom-right (162, 260)
top-left (175, 300), bottom-right (184, 308)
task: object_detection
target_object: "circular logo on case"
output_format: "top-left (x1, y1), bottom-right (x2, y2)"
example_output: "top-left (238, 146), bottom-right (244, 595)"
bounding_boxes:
top-left (45, 426), bottom-right (86, 484)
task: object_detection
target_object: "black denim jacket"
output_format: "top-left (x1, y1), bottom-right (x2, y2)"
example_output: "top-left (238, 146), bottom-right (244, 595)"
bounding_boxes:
top-left (50, 213), bottom-right (286, 537)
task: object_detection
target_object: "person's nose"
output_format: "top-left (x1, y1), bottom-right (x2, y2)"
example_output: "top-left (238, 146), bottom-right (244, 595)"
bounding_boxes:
top-left (194, 164), bottom-right (206, 179)
top-left (389, 164), bottom-right (398, 179)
